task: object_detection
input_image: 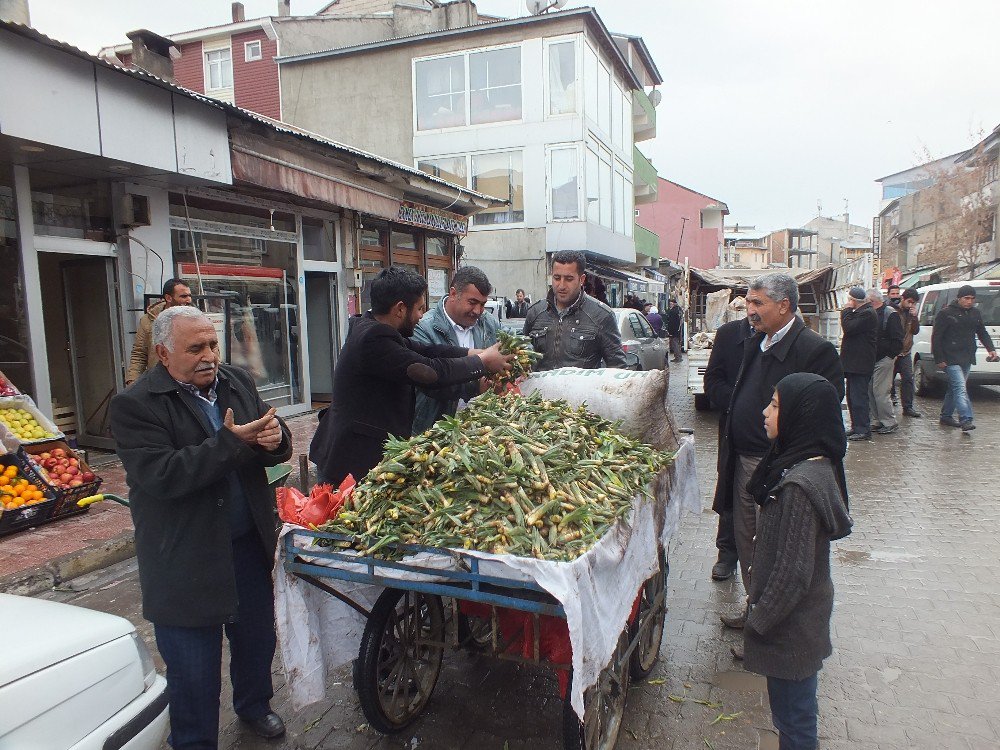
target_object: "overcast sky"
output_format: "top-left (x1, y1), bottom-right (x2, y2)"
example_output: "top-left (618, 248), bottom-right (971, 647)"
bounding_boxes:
top-left (27, 0), bottom-right (1000, 232)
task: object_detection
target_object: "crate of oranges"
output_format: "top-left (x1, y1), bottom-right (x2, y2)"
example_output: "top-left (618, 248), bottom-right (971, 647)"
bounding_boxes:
top-left (0, 457), bottom-right (55, 536)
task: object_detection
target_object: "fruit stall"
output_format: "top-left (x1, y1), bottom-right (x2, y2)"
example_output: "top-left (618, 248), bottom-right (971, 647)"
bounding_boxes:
top-left (0, 372), bottom-right (103, 537)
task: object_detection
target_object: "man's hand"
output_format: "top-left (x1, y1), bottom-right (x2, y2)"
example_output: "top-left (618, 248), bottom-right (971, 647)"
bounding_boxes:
top-left (937, 361), bottom-right (947, 370)
top-left (224, 407), bottom-right (277, 447)
top-left (255, 415), bottom-right (284, 451)
top-left (477, 342), bottom-right (515, 374)
top-left (987, 351), bottom-right (1000, 363)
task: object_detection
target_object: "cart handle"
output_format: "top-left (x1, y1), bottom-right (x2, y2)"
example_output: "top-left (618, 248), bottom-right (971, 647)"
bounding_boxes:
top-left (77, 493), bottom-right (130, 508)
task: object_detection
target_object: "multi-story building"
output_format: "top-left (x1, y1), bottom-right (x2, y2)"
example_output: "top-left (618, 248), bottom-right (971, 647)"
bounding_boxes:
top-left (100, 1), bottom-right (664, 305)
top-left (635, 178), bottom-right (728, 270)
top-left (802, 215), bottom-right (871, 266)
top-left (765, 228), bottom-right (818, 269)
top-left (722, 225), bottom-right (770, 269)
top-left (876, 131), bottom-right (999, 283)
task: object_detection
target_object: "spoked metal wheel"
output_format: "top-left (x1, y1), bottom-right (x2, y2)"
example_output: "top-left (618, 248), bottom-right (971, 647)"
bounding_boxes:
top-left (630, 550), bottom-right (668, 679)
top-left (562, 627), bottom-right (632, 750)
top-left (356, 588), bottom-right (445, 733)
top-left (457, 613), bottom-right (493, 650)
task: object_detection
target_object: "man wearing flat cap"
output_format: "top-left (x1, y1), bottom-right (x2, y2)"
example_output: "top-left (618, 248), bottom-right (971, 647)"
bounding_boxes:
top-left (840, 287), bottom-right (878, 440)
top-left (932, 284), bottom-right (999, 431)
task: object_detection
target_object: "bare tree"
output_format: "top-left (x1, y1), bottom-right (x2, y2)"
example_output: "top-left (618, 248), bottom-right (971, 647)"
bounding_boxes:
top-left (915, 136), bottom-right (998, 280)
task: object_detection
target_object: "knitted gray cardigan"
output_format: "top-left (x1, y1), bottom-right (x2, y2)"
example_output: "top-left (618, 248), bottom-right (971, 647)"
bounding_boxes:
top-left (743, 457), bottom-right (853, 681)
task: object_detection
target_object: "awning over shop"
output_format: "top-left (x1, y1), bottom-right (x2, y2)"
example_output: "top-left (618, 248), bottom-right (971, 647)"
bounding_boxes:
top-left (587, 262), bottom-right (630, 282)
top-left (897, 264), bottom-right (950, 288)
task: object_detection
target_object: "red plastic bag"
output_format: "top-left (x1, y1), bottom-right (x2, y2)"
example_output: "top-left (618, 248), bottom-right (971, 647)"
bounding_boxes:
top-left (277, 475), bottom-right (355, 527)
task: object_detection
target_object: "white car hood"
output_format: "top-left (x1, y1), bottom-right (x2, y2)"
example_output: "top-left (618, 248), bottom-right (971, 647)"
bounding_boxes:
top-left (0, 594), bottom-right (134, 686)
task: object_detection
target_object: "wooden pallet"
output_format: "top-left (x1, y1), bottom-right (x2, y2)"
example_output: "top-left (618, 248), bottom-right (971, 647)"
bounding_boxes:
top-left (51, 401), bottom-right (78, 440)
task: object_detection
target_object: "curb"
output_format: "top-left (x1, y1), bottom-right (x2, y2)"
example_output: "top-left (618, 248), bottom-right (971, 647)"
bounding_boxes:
top-left (0, 531), bottom-right (136, 597)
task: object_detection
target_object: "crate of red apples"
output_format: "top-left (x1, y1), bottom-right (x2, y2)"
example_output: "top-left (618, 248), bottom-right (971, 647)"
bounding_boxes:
top-left (19, 440), bottom-right (101, 518)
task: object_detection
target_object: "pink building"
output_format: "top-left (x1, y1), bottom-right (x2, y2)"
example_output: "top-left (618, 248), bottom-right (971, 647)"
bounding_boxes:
top-left (636, 178), bottom-right (729, 269)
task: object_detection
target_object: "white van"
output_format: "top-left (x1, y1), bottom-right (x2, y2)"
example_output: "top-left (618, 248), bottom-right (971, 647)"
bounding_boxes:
top-left (910, 280), bottom-right (1000, 395)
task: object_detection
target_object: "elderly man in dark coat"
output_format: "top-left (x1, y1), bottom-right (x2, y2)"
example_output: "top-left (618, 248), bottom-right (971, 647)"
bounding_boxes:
top-left (110, 305), bottom-right (293, 749)
top-left (712, 273), bottom-right (844, 638)
top-left (839, 287), bottom-right (878, 440)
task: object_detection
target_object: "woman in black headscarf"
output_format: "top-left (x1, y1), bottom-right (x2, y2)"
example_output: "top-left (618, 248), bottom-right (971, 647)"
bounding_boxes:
top-left (743, 372), bottom-right (853, 750)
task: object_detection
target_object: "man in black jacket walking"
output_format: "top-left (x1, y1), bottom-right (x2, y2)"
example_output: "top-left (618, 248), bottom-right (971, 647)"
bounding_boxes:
top-left (840, 287), bottom-right (878, 440)
top-left (665, 298), bottom-right (684, 363)
top-left (868, 288), bottom-right (905, 434)
top-left (310, 267), bottom-right (512, 486)
top-left (703, 316), bottom-right (754, 581)
top-left (932, 284), bottom-right (999, 430)
top-left (713, 273), bottom-right (843, 632)
top-left (110, 306), bottom-right (294, 747)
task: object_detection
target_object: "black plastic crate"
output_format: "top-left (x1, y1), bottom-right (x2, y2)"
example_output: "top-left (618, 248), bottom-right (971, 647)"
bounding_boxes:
top-left (0, 453), bottom-right (56, 536)
top-left (17, 441), bottom-right (101, 518)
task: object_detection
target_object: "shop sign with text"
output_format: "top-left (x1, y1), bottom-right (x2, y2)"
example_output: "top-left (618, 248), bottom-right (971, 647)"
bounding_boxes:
top-left (396, 202), bottom-right (468, 235)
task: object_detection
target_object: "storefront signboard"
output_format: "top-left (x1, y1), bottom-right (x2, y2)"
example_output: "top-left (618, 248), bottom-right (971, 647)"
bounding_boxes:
top-left (396, 202), bottom-right (468, 236)
top-left (428, 268), bottom-right (448, 298)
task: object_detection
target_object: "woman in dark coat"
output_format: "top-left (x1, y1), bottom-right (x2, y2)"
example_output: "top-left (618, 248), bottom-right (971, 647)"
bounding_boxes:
top-left (745, 373), bottom-right (853, 749)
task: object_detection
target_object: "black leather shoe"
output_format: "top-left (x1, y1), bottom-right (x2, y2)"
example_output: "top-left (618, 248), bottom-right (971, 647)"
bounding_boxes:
top-left (847, 432), bottom-right (872, 441)
top-left (961, 420), bottom-right (976, 432)
top-left (730, 644), bottom-right (744, 660)
top-left (240, 712), bottom-right (286, 739)
top-left (903, 408), bottom-right (922, 418)
top-left (711, 561), bottom-right (736, 581)
top-left (874, 424), bottom-right (898, 434)
top-left (939, 417), bottom-right (962, 428)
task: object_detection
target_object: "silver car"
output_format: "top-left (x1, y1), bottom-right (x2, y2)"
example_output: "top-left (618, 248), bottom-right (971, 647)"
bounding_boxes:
top-left (611, 308), bottom-right (667, 371)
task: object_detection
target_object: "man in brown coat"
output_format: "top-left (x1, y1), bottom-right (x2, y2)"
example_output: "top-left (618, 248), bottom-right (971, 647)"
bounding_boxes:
top-left (126, 279), bottom-right (192, 385)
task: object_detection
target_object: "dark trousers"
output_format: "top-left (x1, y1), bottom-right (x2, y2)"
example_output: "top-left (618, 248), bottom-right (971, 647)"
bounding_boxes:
top-left (845, 373), bottom-right (871, 435)
top-left (893, 354), bottom-right (914, 409)
top-left (767, 672), bottom-right (819, 750)
top-left (715, 508), bottom-right (738, 567)
top-left (154, 531), bottom-right (277, 750)
top-left (668, 335), bottom-right (684, 361)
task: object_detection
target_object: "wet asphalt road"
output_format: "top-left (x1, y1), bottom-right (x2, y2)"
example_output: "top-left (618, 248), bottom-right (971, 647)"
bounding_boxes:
top-left (40, 367), bottom-right (1000, 750)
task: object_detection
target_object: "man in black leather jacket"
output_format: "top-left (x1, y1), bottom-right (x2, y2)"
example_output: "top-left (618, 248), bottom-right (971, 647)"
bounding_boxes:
top-left (522, 251), bottom-right (626, 370)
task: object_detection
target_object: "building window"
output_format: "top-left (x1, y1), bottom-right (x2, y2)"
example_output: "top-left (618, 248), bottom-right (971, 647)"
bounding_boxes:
top-left (415, 55), bottom-right (466, 130)
top-left (205, 48), bottom-right (233, 90)
top-left (584, 44), bottom-right (598, 124)
top-left (613, 167), bottom-right (626, 234)
top-left (549, 146), bottom-right (579, 221)
top-left (244, 40), bottom-right (262, 62)
top-left (586, 147), bottom-right (600, 224)
top-left (599, 148), bottom-right (612, 228)
top-left (547, 40), bottom-right (577, 116)
top-left (625, 176), bottom-right (634, 237)
top-left (417, 156), bottom-right (467, 186)
top-left (472, 151), bottom-right (524, 226)
top-left (597, 62), bottom-right (611, 135)
top-left (611, 83), bottom-right (624, 150)
top-left (470, 47), bottom-right (521, 125)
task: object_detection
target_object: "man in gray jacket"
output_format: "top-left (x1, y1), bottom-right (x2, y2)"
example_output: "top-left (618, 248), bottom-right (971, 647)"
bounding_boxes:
top-left (522, 250), bottom-right (626, 370)
top-left (411, 266), bottom-right (499, 434)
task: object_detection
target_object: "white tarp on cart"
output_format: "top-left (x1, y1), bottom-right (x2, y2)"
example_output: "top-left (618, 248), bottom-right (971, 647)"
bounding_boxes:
top-left (275, 368), bottom-right (699, 720)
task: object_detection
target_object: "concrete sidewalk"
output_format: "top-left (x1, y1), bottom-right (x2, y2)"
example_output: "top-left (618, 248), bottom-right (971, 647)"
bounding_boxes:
top-left (0, 410), bottom-right (322, 596)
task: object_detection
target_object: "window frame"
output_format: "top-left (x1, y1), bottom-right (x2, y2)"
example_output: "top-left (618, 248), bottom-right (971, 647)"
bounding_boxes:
top-left (203, 46), bottom-right (233, 92)
top-left (471, 149), bottom-right (525, 229)
top-left (546, 143), bottom-right (582, 223)
top-left (412, 43), bottom-right (524, 133)
top-left (544, 36), bottom-right (580, 119)
top-left (244, 40), bottom-right (263, 62)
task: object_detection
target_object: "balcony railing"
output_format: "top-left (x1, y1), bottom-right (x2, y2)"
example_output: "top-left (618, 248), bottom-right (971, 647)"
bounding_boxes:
top-left (634, 223), bottom-right (660, 259)
top-left (633, 146), bottom-right (658, 205)
top-left (632, 88), bottom-right (656, 142)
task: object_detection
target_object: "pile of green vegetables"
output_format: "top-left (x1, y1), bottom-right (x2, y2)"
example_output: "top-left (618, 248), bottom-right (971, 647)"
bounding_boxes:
top-left (488, 329), bottom-right (542, 389)
top-left (317, 391), bottom-right (673, 561)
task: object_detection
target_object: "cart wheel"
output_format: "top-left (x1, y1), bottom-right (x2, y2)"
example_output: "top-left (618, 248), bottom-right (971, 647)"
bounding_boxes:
top-left (356, 588), bottom-right (445, 733)
top-left (562, 627), bottom-right (631, 750)
top-left (630, 550), bottom-right (668, 679)
top-left (457, 613), bottom-right (493, 650)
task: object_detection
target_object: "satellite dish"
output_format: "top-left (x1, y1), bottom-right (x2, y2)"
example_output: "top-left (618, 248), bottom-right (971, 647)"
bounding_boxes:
top-left (526, 0), bottom-right (567, 14)
top-left (648, 88), bottom-right (662, 107)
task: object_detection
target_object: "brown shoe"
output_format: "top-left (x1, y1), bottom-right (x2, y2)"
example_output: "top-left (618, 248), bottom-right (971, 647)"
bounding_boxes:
top-left (720, 610), bottom-right (746, 629)
top-left (730, 644), bottom-right (744, 660)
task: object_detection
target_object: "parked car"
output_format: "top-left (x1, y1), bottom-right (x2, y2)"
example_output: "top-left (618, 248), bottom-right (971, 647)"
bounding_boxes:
top-left (611, 308), bottom-right (667, 371)
top-left (0, 593), bottom-right (168, 749)
top-left (911, 279), bottom-right (1000, 396)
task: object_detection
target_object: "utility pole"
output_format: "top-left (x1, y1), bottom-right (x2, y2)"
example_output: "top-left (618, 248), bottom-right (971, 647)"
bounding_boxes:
top-left (676, 216), bottom-right (689, 262)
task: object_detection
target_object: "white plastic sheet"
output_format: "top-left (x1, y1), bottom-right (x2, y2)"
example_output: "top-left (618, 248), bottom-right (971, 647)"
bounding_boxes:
top-left (274, 436), bottom-right (699, 720)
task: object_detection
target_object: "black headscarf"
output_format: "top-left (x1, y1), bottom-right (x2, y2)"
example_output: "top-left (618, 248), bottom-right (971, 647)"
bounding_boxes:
top-left (746, 372), bottom-right (849, 510)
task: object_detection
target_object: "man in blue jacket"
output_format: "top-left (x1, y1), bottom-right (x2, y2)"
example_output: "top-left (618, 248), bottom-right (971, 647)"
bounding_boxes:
top-left (412, 266), bottom-right (499, 434)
